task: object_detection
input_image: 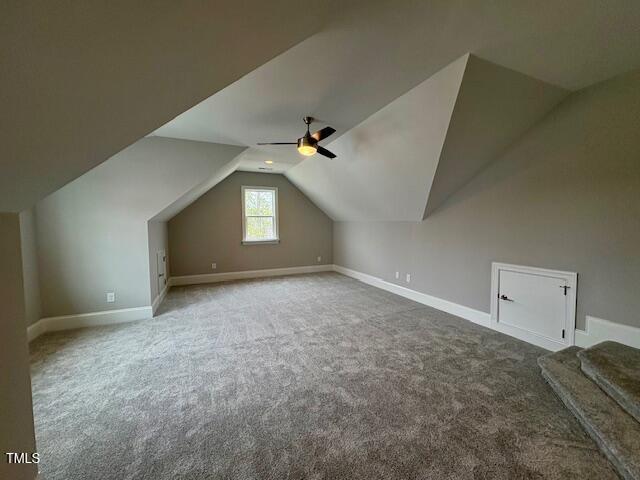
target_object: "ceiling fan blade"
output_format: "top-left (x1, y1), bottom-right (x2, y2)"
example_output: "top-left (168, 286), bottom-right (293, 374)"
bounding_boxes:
top-left (257, 142), bottom-right (296, 145)
top-left (311, 126), bottom-right (336, 142)
top-left (316, 146), bottom-right (336, 159)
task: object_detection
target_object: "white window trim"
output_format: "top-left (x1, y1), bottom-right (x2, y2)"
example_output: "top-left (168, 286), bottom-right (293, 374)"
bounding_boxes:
top-left (241, 186), bottom-right (279, 245)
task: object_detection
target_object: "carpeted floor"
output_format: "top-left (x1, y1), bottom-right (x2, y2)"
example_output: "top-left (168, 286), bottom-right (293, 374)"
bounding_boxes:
top-left (30, 273), bottom-right (618, 479)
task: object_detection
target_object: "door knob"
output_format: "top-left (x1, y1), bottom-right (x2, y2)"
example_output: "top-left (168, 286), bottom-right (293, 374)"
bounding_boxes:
top-left (499, 294), bottom-right (514, 302)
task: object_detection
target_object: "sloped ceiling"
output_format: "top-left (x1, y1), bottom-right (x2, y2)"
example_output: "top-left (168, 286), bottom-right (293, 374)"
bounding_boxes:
top-left (53, 52), bottom-right (569, 226)
top-left (35, 137), bottom-right (246, 222)
top-left (0, 0), bottom-right (348, 212)
top-left (151, 152), bottom-right (244, 222)
top-left (286, 55), bottom-right (468, 221)
top-left (423, 56), bottom-right (568, 217)
top-left (5, 1), bottom-right (639, 217)
top-left (151, 1), bottom-right (640, 175)
top-left (286, 54), bottom-right (568, 222)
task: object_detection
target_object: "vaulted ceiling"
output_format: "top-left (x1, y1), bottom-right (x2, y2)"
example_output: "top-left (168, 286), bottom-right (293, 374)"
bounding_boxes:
top-left (4, 0), bottom-right (640, 221)
top-left (0, 0), bottom-right (351, 212)
top-left (287, 54), bottom-right (568, 221)
top-left (287, 54), bottom-right (468, 221)
top-left (152, 0), bottom-right (640, 174)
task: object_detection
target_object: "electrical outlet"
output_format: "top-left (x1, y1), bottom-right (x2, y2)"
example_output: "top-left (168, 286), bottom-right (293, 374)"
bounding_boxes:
top-left (395, 271), bottom-right (400, 280)
top-left (406, 274), bottom-right (411, 283)
top-left (211, 262), bottom-right (217, 270)
top-left (317, 256), bottom-right (322, 263)
top-left (106, 292), bottom-right (115, 303)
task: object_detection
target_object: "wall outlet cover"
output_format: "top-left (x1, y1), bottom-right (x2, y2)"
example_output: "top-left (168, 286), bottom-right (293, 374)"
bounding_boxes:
top-left (395, 271), bottom-right (400, 279)
top-left (406, 274), bottom-right (411, 283)
top-left (212, 263), bottom-right (217, 270)
top-left (106, 292), bottom-right (115, 303)
top-left (317, 256), bottom-right (322, 263)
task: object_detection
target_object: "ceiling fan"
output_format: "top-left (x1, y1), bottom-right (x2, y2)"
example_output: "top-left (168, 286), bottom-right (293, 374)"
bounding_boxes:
top-left (257, 116), bottom-right (337, 158)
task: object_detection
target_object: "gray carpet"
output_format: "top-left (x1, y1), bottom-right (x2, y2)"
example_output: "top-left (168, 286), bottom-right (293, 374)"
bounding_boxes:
top-left (579, 341), bottom-right (640, 423)
top-left (539, 347), bottom-right (640, 480)
top-left (30, 272), bottom-right (618, 479)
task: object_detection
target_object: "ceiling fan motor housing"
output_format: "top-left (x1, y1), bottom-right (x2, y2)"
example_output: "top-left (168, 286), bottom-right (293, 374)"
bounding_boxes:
top-left (298, 135), bottom-right (317, 148)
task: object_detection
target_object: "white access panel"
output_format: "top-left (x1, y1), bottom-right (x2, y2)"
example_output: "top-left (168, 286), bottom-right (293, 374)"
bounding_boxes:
top-left (490, 263), bottom-right (577, 351)
top-left (156, 250), bottom-right (167, 294)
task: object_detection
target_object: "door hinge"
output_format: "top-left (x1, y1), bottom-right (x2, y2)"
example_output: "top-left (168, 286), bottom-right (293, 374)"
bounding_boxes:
top-left (562, 329), bottom-right (565, 339)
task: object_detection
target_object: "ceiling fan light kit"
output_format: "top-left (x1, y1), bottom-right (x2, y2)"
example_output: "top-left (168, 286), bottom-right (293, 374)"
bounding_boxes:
top-left (258, 116), bottom-right (337, 159)
top-left (297, 136), bottom-right (317, 156)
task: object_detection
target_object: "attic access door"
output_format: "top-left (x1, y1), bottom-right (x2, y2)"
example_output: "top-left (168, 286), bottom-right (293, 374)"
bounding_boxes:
top-left (490, 263), bottom-right (577, 351)
top-left (157, 250), bottom-right (167, 294)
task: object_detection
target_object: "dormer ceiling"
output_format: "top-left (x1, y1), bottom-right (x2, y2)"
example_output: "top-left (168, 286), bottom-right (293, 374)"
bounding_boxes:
top-left (287, 54), bottom-right (568, 221)
top-left (288, 55), bottom-right (469, 221)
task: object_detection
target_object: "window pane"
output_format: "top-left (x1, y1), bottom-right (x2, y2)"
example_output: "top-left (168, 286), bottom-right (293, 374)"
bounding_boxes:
top-left (258, 191), bottom-right (274, 216)
top-left (246, 216), bottom-right (274, 240)
top-left (243, 188), bottom-right (277, 241)
top-left (244, 190), bottom-right (259, 216)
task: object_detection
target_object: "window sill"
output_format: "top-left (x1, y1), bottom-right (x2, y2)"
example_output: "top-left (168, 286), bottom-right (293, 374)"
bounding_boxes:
top-left (242, 239), bottom-right (280, 245)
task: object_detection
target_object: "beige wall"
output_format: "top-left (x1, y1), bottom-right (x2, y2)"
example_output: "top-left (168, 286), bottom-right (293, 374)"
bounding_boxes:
top-left (169, 172), bottom-right (332, 276)
top-left (19, 208), bottom-right (42, 326)
top-left (334, 69), bottom-right (640, 331)
top-left (35, 138), bottom-right (243, 317)
top-left (0, 214), bottom-right (37, 480)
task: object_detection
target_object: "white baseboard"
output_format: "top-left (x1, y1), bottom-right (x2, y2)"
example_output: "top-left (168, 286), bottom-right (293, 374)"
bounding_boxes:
top-left (26, 267), bottom-right (639, 351)
top-left (170, 264), bottom-right (333, 287)
top-left (334, 265), bottom-right (640, 351)
top-left (26, 266), bottom-right (333, 341)
top-left (152, 282), bottom-right (170, 315)
top-left (26, 319), bottom-right (47, 343)
top-left (27, 306), bottom-right (153, 342)
top-left (332, 264), bottom-right (491, 328)
top-left (575, 315), bottom-right (640, 349)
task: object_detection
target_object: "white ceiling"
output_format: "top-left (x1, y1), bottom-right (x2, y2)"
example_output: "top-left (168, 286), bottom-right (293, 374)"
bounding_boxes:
top-left (287, 55), bottom-right (468, 221)
top-left (152, 0), bottom-right (640, 173)
top-left (286, 54), bottom-right (568, 221)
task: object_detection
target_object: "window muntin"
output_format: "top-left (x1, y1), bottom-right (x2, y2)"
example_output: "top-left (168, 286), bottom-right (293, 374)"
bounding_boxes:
top-left (242, 186), bottom-right (278, 243)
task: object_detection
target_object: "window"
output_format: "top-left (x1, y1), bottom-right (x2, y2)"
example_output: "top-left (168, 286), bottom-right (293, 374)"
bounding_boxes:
top-left (242, 186), bottom-right (279, 244)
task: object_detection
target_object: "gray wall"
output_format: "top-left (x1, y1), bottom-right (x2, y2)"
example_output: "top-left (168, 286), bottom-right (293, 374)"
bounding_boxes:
top-left (169, 172), bottom-right (333, 276)
top-left (148, 221), bottom-right (170, 303)
top-left (36, 137), bottom-right (243, 317)
top-left (19, 208), bottom-right (42, 326)
top-left (334, 69), bottom-right (640, 330)
top-left (424, 55), bottom-right (567, 217)
top-left (0, 214), bottom-right (37, 480)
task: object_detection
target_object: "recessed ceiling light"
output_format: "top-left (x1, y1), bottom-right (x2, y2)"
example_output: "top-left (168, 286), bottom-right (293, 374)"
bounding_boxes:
top-left (264, 160), bottom-right (273, 165)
